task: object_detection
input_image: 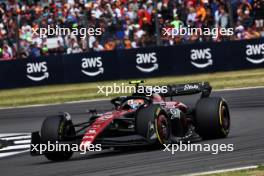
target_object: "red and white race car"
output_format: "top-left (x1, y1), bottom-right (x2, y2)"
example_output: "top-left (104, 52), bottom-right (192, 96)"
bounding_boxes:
top-left (30, 81), bottom-right (230, 161)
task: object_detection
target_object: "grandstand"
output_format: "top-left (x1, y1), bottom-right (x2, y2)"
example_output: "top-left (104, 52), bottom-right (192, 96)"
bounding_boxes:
top-left (0, 0), bottom-right (263, 60)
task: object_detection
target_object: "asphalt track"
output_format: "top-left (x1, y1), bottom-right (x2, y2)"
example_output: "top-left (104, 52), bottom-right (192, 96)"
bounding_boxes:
top-left (0, 87), bottom-right (264, 176)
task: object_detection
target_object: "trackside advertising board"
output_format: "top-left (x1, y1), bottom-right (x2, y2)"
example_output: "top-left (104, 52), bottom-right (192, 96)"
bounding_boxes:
top-left (0, 38), bottom-right (263, 89)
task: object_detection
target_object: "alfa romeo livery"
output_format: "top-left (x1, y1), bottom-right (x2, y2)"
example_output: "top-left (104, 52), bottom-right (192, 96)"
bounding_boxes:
top-left (30, 81), bottom-right (230, 161)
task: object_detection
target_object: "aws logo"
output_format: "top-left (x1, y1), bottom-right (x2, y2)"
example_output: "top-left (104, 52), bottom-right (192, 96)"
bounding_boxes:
top-left (81, 57), bottom-right (104, 76)
top-left (136, 52), bottom-right (158, 73)
top-left (246, 44), bottom-right (264, 64)
top-left (26, 62), bottom-right (49, 81)
top-left (190, 48), bottom-right (213, 68)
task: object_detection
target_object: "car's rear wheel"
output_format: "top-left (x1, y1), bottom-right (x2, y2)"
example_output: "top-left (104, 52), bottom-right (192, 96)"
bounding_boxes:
top-left (41, 114), bottom-right (75, 161)
top-left (156, 114), bottom-right (170, 144)
top-left (136, 104), bottom-right (170, 145)
top-left (195, 97), bottom-right (230, 139)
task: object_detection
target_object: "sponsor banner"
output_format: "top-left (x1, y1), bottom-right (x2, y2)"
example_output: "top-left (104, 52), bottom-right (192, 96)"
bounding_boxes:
top-left (62, 51), bottom-right (119, 83)
top-left (0, 56), bottom-right (64, 89)
top-left (244, 41), bottom-right (264, 64)
top-left (0, 38), bottom-right (263, 89)
top-left (117, 47), bottom-right (173, 78)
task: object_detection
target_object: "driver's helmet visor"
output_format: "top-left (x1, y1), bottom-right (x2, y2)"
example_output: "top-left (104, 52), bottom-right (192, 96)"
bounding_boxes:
top-left (127, 99), bottom-right (145, 109)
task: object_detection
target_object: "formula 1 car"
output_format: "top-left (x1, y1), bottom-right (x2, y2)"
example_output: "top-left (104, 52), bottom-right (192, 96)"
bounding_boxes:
top-left (30, 81), bottom-right (230, 161)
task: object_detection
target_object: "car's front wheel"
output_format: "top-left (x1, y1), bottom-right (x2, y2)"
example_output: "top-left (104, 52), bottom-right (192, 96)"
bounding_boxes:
top-left (41, 114), bottom-right (75, 161)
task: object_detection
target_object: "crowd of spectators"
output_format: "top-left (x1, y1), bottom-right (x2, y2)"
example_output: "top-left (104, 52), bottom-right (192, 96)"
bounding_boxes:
top-left (0, 0), bottom-right (263, 60)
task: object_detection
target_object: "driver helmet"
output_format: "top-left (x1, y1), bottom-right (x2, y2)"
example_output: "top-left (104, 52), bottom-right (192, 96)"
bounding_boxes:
top-left (127, 99), bottom-right (144, 110)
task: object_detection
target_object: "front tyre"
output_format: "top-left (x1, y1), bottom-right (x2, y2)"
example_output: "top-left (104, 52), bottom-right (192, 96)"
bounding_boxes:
top-left (41, 114), bottom-right (75, 161)
top-left (195, 97), bottom-right (230, 139)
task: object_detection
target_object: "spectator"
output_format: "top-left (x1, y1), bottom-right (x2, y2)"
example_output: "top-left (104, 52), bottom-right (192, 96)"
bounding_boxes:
top-left (1, 45), bottom-right (12, 60)
top-left (93, 41), bottom-right (104, 52)
top-left (252, 0), bottom-right (264, 28)
top-left (124, 37), bottom-right (132, 49)
top-left (187, 7), bottom-right (197, 25)
top-left (30, 43), bottom-right (41, 58)
top-left (104, 39), bottom-right (116, 51)
top-left (219, 7), bottom-right (229, 28)
top-left (196, 3), bottom-right (207, 22)
top-left (0, 0), bottom-right (263, 60)
top-left (67, 42), bottom-right (82, 54)
top-left (171, 15), bottom-right (184, 29)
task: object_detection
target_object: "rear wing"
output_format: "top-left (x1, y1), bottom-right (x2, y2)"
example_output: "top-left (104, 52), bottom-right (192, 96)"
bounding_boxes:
top-left (162, 82), bottom-right (212, 98)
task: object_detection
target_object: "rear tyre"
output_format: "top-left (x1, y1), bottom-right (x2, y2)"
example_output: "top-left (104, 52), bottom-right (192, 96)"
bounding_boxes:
top-left (136, 104), bottom-right (170, 145)
top-left (41, 114), bottom-right (75, 161)
top-left (155, 113), bottom-right (170, 144)
top-left (195, 97), bottom-right (230, 139)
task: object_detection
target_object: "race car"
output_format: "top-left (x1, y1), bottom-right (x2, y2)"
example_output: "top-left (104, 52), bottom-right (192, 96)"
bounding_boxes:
top-left (30, 81), bottom-right (230, 161)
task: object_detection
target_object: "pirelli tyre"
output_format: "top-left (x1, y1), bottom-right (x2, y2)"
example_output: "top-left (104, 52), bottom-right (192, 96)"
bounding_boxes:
top-left (195, 97), bottom-right (230, 139)
top-left (41, 114), bottom-right (75, 161)
top-left (136, 104), bottom-right (170, 145)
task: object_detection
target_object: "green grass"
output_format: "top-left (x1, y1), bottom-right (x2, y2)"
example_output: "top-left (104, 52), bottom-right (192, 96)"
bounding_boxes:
top-left (0, 68), bottom-right (264, 107)
top-left (204, 165), bottom-right (264, 176)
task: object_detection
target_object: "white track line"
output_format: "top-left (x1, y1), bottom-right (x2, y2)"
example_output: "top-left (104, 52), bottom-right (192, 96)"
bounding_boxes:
top-left (214, 86), bottom-right (264, 92)
top-left (0, 133), bottom-right (30, 138)
top-left (183, 165), bottom-right (258, 176)
top-left (14, 140), bottom-right (31, 144)
top-left (1, 135), bottom-right (31, 140)
top-left (0, 150), bottom-right (29, 158)
top-left (0, 86), bottom-right (263, 110)
top-left (0, 144), bottom-right (30, 151)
